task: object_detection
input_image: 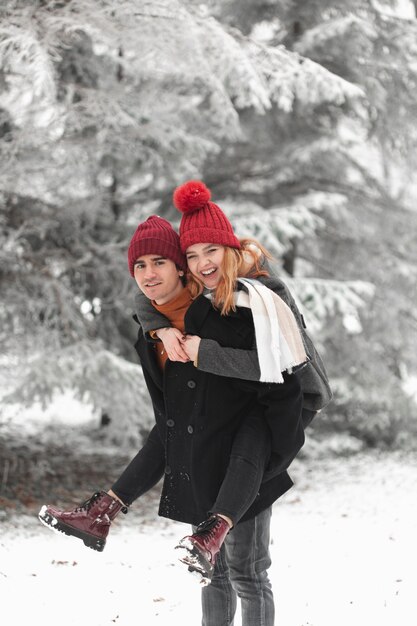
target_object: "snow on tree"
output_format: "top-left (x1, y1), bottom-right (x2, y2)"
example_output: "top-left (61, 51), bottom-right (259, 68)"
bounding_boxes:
top-left (2, 343), bottom-right (154, 446)
top-left (271, 0), bottom-right (417, 444)
top-left (184, 0), bottom-right (417, 446)
top-left (1, 0), bottom-right (414, 448)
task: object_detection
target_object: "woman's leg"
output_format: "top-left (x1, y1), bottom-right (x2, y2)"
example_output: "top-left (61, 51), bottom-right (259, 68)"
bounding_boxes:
top-left (109, 446), bottom-right (164, 506)
top-left (38, 433), bottom-right (164, 551)
top-left (211, 413), bottom-right (271, 525)
top-left (177, 413), bottom-right (271, 581)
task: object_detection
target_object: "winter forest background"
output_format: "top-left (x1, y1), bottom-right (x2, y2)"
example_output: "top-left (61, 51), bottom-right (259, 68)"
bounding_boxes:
top-left (1, 0), bottom-right (417, 511)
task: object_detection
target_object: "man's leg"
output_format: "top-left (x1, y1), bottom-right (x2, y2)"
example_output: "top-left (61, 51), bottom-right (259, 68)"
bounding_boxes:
top-left (201, 544), bottom-right (237, 626)
top-left (225, 507), bottom-right (274, 626)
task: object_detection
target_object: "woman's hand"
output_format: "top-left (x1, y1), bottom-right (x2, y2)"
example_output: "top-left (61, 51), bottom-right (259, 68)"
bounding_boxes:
top-left (156, 328), bottom-right (189, 363)
top-left (182, 335), bottom-right (201, 362)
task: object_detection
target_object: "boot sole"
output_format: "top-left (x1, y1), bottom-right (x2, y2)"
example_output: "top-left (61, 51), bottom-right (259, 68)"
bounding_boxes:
top-left (175, 542), bottom-right (214, 583)
top-left (38, 506), bottom-right (106, 552)
top-left (186, 564), bottom-right (211, 586)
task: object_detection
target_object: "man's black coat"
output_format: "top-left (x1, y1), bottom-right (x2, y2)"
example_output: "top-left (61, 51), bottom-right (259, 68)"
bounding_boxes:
top-left (129, 293), bottom-right (304, 526)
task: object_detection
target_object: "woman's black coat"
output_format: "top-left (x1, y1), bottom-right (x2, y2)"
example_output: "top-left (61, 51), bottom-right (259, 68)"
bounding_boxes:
top-left (129, 293), bottom-right (304, 526)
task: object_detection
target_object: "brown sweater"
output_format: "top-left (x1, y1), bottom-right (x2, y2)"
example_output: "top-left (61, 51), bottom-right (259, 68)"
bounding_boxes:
top-left (151, 287), bottom-right (193, 370)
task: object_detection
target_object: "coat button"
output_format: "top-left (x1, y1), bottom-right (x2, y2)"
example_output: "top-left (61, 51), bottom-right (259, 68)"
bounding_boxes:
top-left (164, 466), bottom-right (171, 475)
top-left (166, 419), bottom-right (175, 427)
top-left (187, 380), bottom-right (196, 389)
top-left (187, 425), bottom-right (194, 434)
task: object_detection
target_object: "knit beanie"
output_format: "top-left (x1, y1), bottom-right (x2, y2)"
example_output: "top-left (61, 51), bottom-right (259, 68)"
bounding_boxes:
top-left (127, 215), bottom-right (186, 276)
top-left (173, 180), bottom-right (241, 253)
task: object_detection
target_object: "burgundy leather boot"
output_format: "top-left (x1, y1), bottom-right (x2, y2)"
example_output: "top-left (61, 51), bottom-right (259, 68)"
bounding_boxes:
top-left (38, 491), bottom-right (128, 552)
top-left (176, 514), bottom-right (230, 583)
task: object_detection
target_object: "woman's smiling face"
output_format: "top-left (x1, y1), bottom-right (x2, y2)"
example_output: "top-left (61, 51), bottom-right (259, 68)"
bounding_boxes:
top-left (185, 243), bottom-right (225, 288)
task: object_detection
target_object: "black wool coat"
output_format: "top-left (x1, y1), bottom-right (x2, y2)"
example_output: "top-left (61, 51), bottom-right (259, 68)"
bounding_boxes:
top-left (132, 293), bottom-right (304, 526)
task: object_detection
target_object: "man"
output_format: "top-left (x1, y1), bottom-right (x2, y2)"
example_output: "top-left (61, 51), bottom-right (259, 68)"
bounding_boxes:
top-left (39, 214), bottom-right (305, 625)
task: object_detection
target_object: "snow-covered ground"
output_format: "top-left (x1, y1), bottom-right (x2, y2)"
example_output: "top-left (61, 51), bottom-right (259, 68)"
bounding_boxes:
top-left (1, 450), bottom-right (415, 626)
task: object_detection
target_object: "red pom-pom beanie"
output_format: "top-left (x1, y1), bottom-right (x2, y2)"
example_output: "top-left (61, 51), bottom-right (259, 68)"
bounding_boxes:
top-left (127, 215), bottom-right (186, 276)
top-left (173, 180), bottom-right (241, 253)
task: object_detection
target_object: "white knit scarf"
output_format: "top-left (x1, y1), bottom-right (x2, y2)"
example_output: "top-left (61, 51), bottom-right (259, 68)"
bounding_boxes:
top-left (238, 278), bottom-right (308, 382)
top-left (206, 278), bottom-right (307, 383)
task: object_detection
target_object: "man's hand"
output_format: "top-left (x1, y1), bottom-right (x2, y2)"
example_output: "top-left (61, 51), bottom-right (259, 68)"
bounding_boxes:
top-left (156, 327), bottom-right (189, 363)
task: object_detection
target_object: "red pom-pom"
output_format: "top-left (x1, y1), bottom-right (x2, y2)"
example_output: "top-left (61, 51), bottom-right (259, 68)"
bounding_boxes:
top-left (173, 180), bottom-right (211, 214)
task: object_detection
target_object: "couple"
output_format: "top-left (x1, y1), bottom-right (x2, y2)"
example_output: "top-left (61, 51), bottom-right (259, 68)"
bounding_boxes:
top-left (39, 180), bottom-right (331, 626)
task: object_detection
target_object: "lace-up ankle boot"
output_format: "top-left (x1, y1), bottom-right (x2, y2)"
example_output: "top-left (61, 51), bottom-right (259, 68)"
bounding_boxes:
top-left (176, 514), bottom-right (230, 582)
top-left (38, 491), bottom-right (128, 552)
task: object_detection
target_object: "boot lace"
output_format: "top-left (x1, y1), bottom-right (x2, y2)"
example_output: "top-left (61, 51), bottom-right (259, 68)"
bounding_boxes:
top-left (195, 516), bottom-right (222, 545)
top-left (74, 491), bottom-right (129, 515)
top-left (74, 491), bottom-right (103, 512)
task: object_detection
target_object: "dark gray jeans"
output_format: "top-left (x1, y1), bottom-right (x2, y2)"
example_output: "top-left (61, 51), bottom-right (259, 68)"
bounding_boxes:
top-left (211, 413), bottom-right (271, 525)
top-left (201, 506), bottom-right (274, 626)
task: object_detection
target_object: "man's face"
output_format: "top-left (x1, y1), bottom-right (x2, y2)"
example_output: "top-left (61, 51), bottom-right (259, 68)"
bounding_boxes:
top-left (133, 254), bottom-right (184, 304)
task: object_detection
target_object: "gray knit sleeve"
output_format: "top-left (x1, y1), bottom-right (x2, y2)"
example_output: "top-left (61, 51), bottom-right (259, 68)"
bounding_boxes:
top-left (197, 338), bottom-right (261, 380)
top-left (134, 287), bottom-right (263, 379)
top-left (134, 291), bottom-right (171, 335)
top-left (134, 291), bottom-right (263, 380)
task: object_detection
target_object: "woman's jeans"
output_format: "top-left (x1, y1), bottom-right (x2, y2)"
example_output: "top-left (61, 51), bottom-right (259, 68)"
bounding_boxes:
top-left (201, 506), bottom-right (274, 626)
top-left (211, 413), bottom-right (271, 525)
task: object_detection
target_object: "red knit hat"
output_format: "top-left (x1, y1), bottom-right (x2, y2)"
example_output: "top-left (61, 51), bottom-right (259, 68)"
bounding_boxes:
top-left (127, 215), bottom-right (186, 276)
top-left (173, 180), bottom-right (241, 253)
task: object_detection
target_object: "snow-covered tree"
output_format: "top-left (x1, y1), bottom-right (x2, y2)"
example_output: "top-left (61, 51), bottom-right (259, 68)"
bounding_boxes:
top-left (172, 0), bottom-right (417, 445)
top-left (272, 0), bottom-right (417, 444)
top-left (1, 0), bottom-right (415, 449)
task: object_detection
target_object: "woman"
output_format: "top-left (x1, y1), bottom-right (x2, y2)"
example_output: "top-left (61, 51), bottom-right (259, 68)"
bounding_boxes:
top-left (136, 184), bottom-right (330, 413)
top-left (39, 183), bottom-right (329, 626)
top-left (131, 181), bottom-right (330, 624)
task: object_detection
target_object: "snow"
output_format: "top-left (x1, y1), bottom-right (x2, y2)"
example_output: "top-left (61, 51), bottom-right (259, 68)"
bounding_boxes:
top-left (250, 19), bottom-right (283, 44)
top-left (403, 374), bottom-right (417, 404)
top-left (1, 451), bottom-right (415, 626)
top-left (373, 0), bottom-right (416, 20)
top-left (2, 390), bottom-right (97, 432)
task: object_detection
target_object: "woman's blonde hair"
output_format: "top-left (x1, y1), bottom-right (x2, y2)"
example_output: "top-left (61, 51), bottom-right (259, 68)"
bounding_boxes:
top-left (186, 238), bottom-right (273, 315)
